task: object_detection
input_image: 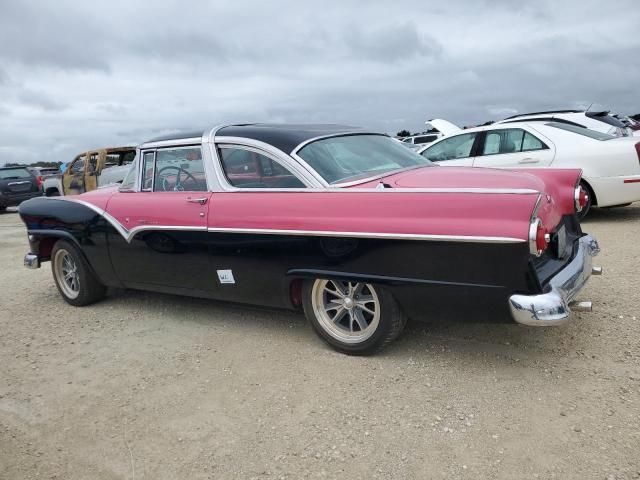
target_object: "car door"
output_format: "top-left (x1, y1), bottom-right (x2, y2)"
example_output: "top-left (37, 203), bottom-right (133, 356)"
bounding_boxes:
top-left (419, 132), bottom-right (479, 166)
top-left (207, 144), bottom-right (309, 307)
top-left (472, 127), bottom-right (554, 168)
top-left (107, 146), bottom-right (213, 293)
top-left (63, 154), bottom-right (87, 195)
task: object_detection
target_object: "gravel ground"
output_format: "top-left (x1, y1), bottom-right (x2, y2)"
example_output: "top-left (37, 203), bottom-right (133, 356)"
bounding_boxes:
top-left (1, 205), bottom-right (639, 480)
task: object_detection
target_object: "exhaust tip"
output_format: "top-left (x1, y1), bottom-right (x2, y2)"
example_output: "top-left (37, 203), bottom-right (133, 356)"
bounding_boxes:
top-left (592, 266), bottom-right (603, 275)
top-left (569, 301), bottom-right (592, 312)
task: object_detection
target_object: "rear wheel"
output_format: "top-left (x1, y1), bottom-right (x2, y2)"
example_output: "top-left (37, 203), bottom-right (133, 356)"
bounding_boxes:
top-left (51, 240), bottom-right (106, 306)
top-left (302, 279), bottom-right (406, 355)
top-left (577, 181), bottom-right (594, 220)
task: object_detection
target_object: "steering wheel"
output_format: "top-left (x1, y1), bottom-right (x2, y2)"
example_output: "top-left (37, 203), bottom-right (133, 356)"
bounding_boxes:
top-left (157, 166), bottom-right (198, 191)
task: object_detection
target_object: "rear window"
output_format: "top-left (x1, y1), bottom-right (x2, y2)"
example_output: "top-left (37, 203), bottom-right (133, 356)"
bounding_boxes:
top-left (0, 167), bottom-right (32, 179)
top-left (545, 122), bottom-right (614, 141)
top-left (585, 112), bottom-right (627, 128)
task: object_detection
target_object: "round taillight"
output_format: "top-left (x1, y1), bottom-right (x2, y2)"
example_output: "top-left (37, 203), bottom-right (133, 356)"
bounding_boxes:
top-left (574, 186), bottom-right (588, 212)
top-left (529, 218), bottom-right (550, 256)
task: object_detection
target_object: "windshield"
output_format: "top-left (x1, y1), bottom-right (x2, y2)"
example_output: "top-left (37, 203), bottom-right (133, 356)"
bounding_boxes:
top-left (0, 167), bottom-right (32, 180)
top-left (297, 134), bottom-right (432, 184)
top-left (545, 121), bottom-right (614, 140)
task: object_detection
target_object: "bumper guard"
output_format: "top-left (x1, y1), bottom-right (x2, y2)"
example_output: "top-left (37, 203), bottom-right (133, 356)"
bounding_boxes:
top-left (509, 235), bottom-right (600, 326)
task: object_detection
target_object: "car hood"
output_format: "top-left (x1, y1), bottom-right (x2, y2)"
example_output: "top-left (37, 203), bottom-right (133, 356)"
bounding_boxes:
top-left (425, 119), bottom-right (462, 136)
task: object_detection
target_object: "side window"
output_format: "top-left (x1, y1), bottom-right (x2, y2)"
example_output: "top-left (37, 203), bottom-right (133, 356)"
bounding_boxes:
top-left (119, 155), bottom-right (139, 191)
top-left (141, 151), bottom-right (155, 191)
top-left (522, 132), bottom-right (545, 151)
top-left (153, 147), bottom-right (207, 192)
top-left (421, 133), bottom-right (477, 162)
top-left (71, 155), bottom-right (86, 174)
top-left (219, 147), bottom-right (306, 189)
top-left (481, 129), bottom-right (546, 155)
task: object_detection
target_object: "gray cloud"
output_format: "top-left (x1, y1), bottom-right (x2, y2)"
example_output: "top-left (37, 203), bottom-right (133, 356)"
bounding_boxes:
top-left (1, 0), bottom-right (639, 165)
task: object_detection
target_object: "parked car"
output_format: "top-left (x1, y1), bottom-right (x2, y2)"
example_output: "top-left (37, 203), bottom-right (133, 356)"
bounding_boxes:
top-left (417, 120), bottom-right (640, 218)
top-left (498, 110), bottom-right (633, 137)
top-left (28, 166), bottom-right (60, 177)
top-left (400, 132), bottom-right (443, 145)
top-left (43, 147), bottom-right (136, 197)
top-left (19, 124), bottom-right (600, 354)
top-left (0, 166), bottom-right (42, 211)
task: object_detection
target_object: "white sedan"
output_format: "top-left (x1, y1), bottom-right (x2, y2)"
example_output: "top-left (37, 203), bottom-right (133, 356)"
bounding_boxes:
top-left (417, 121), bottom-right (640, 218)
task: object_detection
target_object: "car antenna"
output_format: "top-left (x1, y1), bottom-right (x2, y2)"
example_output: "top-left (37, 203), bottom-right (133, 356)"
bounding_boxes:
top-left (586, 103), bottom-right (593, 112)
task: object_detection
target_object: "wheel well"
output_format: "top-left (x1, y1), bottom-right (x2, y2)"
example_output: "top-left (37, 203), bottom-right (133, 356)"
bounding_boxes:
top-left (45, 187), bottom-right (60, 196)
top-left (581, 179), bottom-right (597, 206)
top-left (289, 278), bottom-right (303, 308)
top-left (39, 237), bottom-right (58, 259)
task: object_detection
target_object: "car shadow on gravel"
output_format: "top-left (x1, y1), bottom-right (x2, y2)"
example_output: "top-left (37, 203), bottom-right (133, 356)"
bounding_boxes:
top-left (581, 204), bottom-right (640, 224)
top-left (101, 288), bottom-right (567, 363)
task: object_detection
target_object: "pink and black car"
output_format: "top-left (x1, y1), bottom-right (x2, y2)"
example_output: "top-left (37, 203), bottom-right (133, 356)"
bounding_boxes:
top-left (19, 124), bottom-right (601, 354)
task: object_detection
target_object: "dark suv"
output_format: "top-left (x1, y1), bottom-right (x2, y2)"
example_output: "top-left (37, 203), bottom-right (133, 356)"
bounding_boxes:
top-left (0, 167), bottom-right (42, 211)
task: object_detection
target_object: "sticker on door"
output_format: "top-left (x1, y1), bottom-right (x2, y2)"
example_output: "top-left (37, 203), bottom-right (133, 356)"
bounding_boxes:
top-left (217, 269), bottom-right (235, 284)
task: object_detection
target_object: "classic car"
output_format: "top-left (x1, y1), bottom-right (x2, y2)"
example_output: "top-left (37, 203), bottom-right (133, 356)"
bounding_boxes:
top-left (19, 124), bottom-right (601, 354)
top-left (417, 120), bottom-right (640, 218)
top-left (43, 146), bottom-right (136, 197)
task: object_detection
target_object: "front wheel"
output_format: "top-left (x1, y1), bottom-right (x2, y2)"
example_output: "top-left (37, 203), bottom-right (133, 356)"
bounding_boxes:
top-left (302, 279), bottom-right (406, 355)
top-left (51, 240), bottom-right (106, 306)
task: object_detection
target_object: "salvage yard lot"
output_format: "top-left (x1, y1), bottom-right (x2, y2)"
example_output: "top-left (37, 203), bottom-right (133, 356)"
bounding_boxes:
top-left (1, 206), bottom-right (639, 479)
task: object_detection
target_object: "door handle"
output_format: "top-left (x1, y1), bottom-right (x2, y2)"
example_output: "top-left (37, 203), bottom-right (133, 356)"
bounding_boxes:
top-left (518, 158), bottom-right (539, 164)
top-left (186, 197), bottom-right (208, 205)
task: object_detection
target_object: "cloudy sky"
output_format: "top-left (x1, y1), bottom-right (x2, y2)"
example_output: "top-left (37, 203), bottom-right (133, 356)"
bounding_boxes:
top-left (1, 0), bottom-right (639, 165)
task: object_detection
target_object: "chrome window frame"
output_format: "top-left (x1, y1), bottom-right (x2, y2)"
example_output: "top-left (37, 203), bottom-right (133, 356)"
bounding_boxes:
top-left (290, 132), bottom-right (390, 187)
top-left (135, 143), bottom-right (208, 193)
top-left (207, 136), bottom-right (325, 191)
top-left (140, 150), bottom-right (156, 192)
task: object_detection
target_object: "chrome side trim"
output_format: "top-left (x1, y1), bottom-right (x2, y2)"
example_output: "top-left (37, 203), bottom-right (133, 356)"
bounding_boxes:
top-left (40, 197), bottom-right (206, 243)
top-left (43, 197), bottom-right (527, 245)
top-left (509, 234), bottom-right (600, 326)
top-left (203, 187), bottom-right (539, 194)
top-left (207, 227), bottom-right (525, 243)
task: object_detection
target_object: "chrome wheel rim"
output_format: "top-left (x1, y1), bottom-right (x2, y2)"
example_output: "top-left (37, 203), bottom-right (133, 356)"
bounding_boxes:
top-left (311, 279), bottom-right (380, 344)
top-left (53, 249), bottom-right (80, 299)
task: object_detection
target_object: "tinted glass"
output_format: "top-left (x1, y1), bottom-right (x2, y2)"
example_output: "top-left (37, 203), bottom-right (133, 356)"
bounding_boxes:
top-left (154, 147), bottom-right (207, 192)
top-left (522, 132), bottom-right (544, 151)
top-left (298, 134), bottom-right (431, 184)
top-left (0, 167), bottom-right (32, 179)
top-left (414, 135), bottom-right (438, 144)
top-left (219, 147), bottom-right (305, 188)
top-left (141, 152), bottom-right (155, 191)
top-left (546, 122), bottom-right (614, 140)
top-left (421, 133), bottom-right (477, 161)
top-left (482, 129), bottom-right (546, 155)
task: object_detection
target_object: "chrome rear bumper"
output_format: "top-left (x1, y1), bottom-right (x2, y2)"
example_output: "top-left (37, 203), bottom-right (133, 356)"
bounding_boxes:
top-left (24, 253), bottom-right (40, 269)
top-left (509, 235), bottom-right (600, 326)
